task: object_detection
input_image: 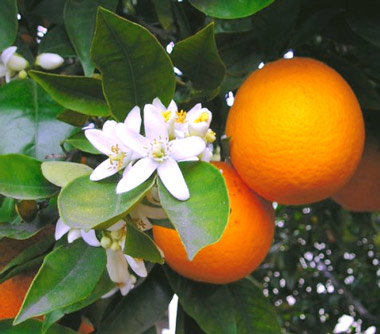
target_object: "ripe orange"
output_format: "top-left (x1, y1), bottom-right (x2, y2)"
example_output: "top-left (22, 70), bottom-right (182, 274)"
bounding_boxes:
top-left (332, 138), bottom-right (380, 212)
top-left (153, 162), bottom-right (275, 284)
top-left (226, 57), bottom-right (365, 205)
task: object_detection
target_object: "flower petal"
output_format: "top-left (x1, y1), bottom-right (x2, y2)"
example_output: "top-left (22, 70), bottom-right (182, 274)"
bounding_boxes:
top-left (157, 158), bottom-right (190, 201)
top-left (137, 203), bottom-right (167, 219)
top-left (152, 97), bottom-right (166, 110)
top-left (0, 63), bottom-right (7, 77)
top-left (106, 249), bottom-right (129, 283)
top-left (89, 158), bottom-right (119, 181)
top-left (1, 46), bottom-right (17, 65)
top-left (125, 255), bottom-right (148, 277)
top-left (102, 120), bottom-right (118, 134)
top-left (116, 157), bottom-right (158, 194)
top-left (107, 220), bottom-right (126, 232)
top-left (81, 229), bottom-right (100, 247)
top-left (124, 106), bottom-right (141, 132)
top-left (68, 229), bottom-right (82, 243)
top-left (116, 124), bottom-right (148, 157)
top-left (101, 286), bottom-right (118, 299)
top-left (170, 136), bottom-right (206, 161)
top-left (84, 129), bottom-right (116, 155)
top-left (144, 105), bottom-right (168, 140)
top-left (55, 218), bottom-right (70, 240)
top-left (186, 103), bottom-right (202, 117)
top-left (119, 274), bottom-right (136, 295)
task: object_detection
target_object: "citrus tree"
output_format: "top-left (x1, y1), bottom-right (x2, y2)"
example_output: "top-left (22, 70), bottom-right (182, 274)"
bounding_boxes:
top-left (0, 0), bottom-right (379, 333)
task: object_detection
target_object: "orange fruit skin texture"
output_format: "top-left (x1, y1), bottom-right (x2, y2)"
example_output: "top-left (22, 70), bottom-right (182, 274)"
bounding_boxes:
top-left (153, 162), bottom-right (275, 284)
top-left (226, 57), bottom-right (365, 205)
top-left (332, 139), bottom-right (380, 212)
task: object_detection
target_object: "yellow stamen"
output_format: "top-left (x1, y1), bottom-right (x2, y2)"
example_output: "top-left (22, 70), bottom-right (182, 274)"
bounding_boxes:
top-left (109, 144), bottom-right (126, 171)
top-left (176, 110), bottom-right (187, 123)
top-left (194, 111), bottom-right (209, 123)
top-left (161, 110), bottom-right (171, 122)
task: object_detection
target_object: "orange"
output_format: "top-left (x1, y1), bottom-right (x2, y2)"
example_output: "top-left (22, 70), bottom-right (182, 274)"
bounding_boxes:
top-left (332, 138), bottom-right (380, 212)
top-left (226, 57), bottom-right (365, 205)
top-left (153, 162), bottom-right (275, 284)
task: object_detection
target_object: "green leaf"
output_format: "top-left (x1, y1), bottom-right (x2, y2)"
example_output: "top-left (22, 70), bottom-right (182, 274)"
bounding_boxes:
top-left (32, 0), bottom-right (66, 25)
top-left (0, 0), bottom-right (18, 49)
top-left (64, 0), bottom-right (118, 76)
top-left (57, 110), bottom-right (89, 127)
top-left (41, 161), bottom-right (93, 188)
top-left (157, 162), bottom-right (229, 260)
top-left (91, 7), bottom-right (176, 121)
top-left (29, 71), bottom-right (110, 117)
top-left (171, 23), bottom-right (225, 90)
top-left (124, 221), bottom-right (164, 264)
top-left (0, 319), bottom-right (76, 334)
top-left (14, 239), bottom-right (106, 324)
top-left (345, 2), bottom-right (380, 49)
top-left (64, 131), bottom-right (101, 155)
top-left (0, 235), bottom-right (55, 284)
top-left (58, 174), bottom-right (155, 229)
top-left (42, 271), bottom-right (114, 334)
top-left (38, 25), bottom-right (76, 57)
top-left (0, 79), bottom-right (74, 160)
top-left (188, 0), bottom-right (274, 19)
top-left (98, 267), bottom-right (173, 334)
top-left (166, 269), bottom-right (282, 334)
top-left (154, 0), bottom-right (175, 31)
top-left (0, 154), bottom-right (57, 200)
top-left (0, 198), bottom-right (17, 223)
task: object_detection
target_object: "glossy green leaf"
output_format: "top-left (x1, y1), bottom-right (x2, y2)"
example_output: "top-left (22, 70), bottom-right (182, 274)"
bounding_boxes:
top-left (124, 221), bottom-right (164, 264)
top-left (42, 271), bottom-right (114, 334)
top-left (0, 0), bottom-right (18, 49)
top-left (0, 319), bottom-right (76, 334)
top-left (14, 239), bottom-right (106, 324)
top-left (154, 0), bottom-right (175, 31)
top-left (171, 23), bottom-right (225, 90)
top-left (39, 25), bottom-right (76, 57)
top-left (41, 161), bottom-right (93, 188)
top-left (98, 268), bottom-right (173, 334)
top-left (189, 0), bottom-right (274, 19)
top-left (32, 0), bottom-right (66, 25)
top-left (64, 131), bottom-right (101, 154)
top-left (91, 7), bottom-right (176, 121)
top-left (64, 0), bottom-right (118, 76)
top-left (346, 2), bottom-right (380, 48)
top-left (0, 79), bottom-right (74, 160)
top-left (57, 110), bottom-right (89, 127)
top-left (158, 162), bottom-right (229, 260)
top-left (58, 174), bottom-right (155, 229)
top-left (0, 198), bottom-right (17, 223)
top-left (0, 235), bottom-right (55, 284)
top-left (166, 269), bottom-right (282, 334)
top-left (29, 71), bottom-right (109, 117)
top-left (0, 154), bottom-right (57, 200)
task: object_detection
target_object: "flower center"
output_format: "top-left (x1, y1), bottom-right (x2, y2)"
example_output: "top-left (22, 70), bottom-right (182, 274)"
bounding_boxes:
top-left (161, 110), bottom-right (172, 122)
top-left (194, 111), bottom-right (209, 123)
top-left (108, 144), bottom-right (126, 171)
top-left (150, 139), bottom-right (169, 162)
top-left (176, 110), bottom-right (187, 123)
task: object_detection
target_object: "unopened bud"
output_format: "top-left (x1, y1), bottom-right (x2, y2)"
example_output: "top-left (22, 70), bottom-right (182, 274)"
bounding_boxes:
top-left (7, 54), bottom-right (28, 72)
top-left (100, 236), bottom-right (112, 249)
top-left (36, 53), bottom-right (64, 70)
top-left (110, 241), bottom-right (121, 252)
top-left (18, 70), bottom-right (28, 79)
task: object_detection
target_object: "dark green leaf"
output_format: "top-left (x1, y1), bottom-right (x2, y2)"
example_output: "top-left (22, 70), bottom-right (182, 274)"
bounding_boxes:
top-left (41, 161), bottom-right (93, 188)
top-left (15, 200), bottom-right (38, 222)
top-left (42, 271), bottom-right (114, 334)
top-left (158, 162), bottom-right (229, 260)
top-left (57, 110), bottom-right (89, 127)
top-left (39, 25), bottom-right (76, 57)
top-left (166, 269), bottom-right (282, 334)
top-left (124, 221), bottom-right (164, 264)
top-left (154, 0), bottom-right (174, 31)
top-left (98, 267), bottom-right (173, 334)
top-left (0, 198), bottom-right (17, 223)
top-left (14, 239), bottom-right (106, 324)
top-left (212, 17), bottom-right (253, 34)
top-left (29, 71), bottom-right (109, 117)
top-left (0, 235), bottom-right (55, 283)
top-left (0, 154), bottom-right (57, 200)
top-left (58, 174), bottom-right (155, 229)
top-left (91, 7), bottom-right (176, 121)
top-left (171, 23), bottom-right (225, 90)
top-left (64, 131), bottom-right (101, 155)
top-left (0, 79), bottom-right (74, 160)
top-left (32, 0), bottom-right (66, 25)
top-left (189, 0), bottom-right (274, 19)
top-left (0, 0), bottom-right (18, 49)
top-left (0, 319), bottom-right (76, 334)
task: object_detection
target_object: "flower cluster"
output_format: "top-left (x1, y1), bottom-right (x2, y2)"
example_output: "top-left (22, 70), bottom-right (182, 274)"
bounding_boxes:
top-left (0, 46), bottom-right (64, 83)
top-left (85, 98), bottom-right (216, 201)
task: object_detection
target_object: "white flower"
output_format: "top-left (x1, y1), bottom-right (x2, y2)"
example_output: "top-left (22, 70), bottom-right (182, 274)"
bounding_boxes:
top-left (129, 202), bottom-right (168, 231)
top-left (36, 53), bottom-right (64, 70)
top-left (84, 106), bottom-right (141, 181)
top-left (186, 104), bottom-right (213, 137)
top-left (0, 46), bottom-right (28, 82)
top-left (116, 104), bottom-right (206, 201)
top-left (55, 218), bottom-right (101, 247)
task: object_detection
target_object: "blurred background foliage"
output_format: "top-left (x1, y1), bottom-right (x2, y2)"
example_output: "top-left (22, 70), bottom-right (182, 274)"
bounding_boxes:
top-left (1, 0), bottom-right (380, 333)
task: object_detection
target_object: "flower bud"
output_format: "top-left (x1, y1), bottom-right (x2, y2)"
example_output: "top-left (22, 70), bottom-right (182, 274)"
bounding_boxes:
top-left (18, 70), bottom-right (28, 79)
top-left (7, 54), bottom-right (28, 72)
top-left (36, 53), bottom-right (64, 70)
